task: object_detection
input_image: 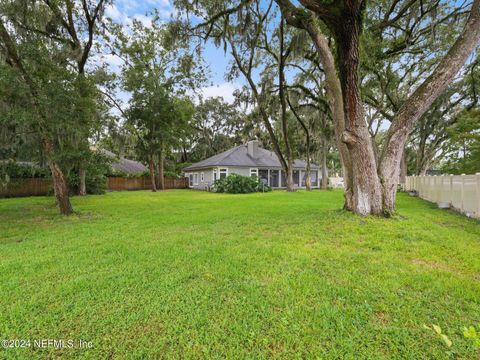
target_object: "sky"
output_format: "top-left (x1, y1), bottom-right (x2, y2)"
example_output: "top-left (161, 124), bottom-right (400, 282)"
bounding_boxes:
top-left (103, 0), bottom-right (239, 103)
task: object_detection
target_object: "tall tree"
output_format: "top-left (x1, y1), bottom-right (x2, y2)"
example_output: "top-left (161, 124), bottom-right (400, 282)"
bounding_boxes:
top-left (272, 0), bottom-right (480, 215)
top-left (109, 15), bottom-right (203, 191)
top-left (0, 10), bottom-right (76, 213)
top-left (11, 0), bottom-right (109, 195)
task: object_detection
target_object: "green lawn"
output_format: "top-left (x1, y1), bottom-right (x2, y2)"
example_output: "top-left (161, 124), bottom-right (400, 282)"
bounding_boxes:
top-left (0, 190), bottom-right (479, 359)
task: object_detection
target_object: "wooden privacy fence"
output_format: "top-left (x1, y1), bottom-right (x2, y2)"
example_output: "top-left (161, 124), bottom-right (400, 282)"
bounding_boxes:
top-left (0, 178), bottom-right (52, 198)
top-left (0, 176), bottom-right (188, 198)
top-left (405, 174), bottom-right (480, 219)
top-left (106, 176), bottom-right (188, 191)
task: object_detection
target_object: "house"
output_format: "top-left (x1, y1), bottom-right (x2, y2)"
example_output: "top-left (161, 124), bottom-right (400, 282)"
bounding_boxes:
top-left (183, 140), bottom-right (320, 189)
top-left (100, 149), bottom-right (147, 175)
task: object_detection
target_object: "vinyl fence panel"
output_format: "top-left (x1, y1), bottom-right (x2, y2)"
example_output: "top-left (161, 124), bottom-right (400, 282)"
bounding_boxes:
top-left (405, 174), bottom-right (480, 219)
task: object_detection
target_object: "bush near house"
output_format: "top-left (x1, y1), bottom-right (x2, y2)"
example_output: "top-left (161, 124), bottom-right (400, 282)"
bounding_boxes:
top-left (212, 173), bottom-right (272, 193)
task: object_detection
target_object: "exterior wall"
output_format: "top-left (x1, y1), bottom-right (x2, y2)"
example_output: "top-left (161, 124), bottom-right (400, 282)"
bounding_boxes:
top-left (185, 166), bottom-right (321, 190)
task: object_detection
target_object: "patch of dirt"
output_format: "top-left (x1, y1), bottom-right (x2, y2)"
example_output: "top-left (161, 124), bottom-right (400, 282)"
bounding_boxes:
top-left (374, 311), bottom-right (390, 326)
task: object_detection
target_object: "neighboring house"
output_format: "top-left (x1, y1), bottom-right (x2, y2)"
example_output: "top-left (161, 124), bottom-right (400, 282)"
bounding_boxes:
top-left (100, 149), bottom-right (147, 175)
top-left (183, 140), bottom-right (321, 190)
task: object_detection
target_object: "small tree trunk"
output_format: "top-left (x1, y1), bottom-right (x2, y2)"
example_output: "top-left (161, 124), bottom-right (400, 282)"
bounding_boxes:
top-left (78, 166), bottom-right (86, 196)
top-left (305, 159), bottom-right (312, 191)
top-left (286, 160), bottom-right (294, 192)
top-left (320, 136), bottom-right (329, 189)
top-left (42, 138), bottom-right (73, 215)
top-left (279, 16), bottom-right (295, 193)
top-left (149, 156), bottom-right (157, 192)
top-left (158, 152), bottom-right (165, 190)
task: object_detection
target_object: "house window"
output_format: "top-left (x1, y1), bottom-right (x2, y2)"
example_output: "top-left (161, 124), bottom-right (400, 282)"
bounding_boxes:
top-left (301, 171), bottom-right (318, 186)
top-left (193, 173), bottom-right (198, 185)
top-left (200, 172), bottom-right (204, 182)
top-left (188, 174), bottom-right (194, 187)
top-left (250, 168), bottom-right (258, 177)
top-left (258, 169), bottom-right (268, 185)
top-left (310, 170), bottom-right (318, 186)
top-left (213, 169), bottom-right (217, 182)
top-left (293, 170), bottom-right (300, 186)
top-left (219, 168), bottom-right (228, 179)
top-left (269, 169), bottom-right (279, 188)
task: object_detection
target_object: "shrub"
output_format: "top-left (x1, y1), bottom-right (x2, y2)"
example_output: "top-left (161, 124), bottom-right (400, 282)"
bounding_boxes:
top-left (67, 152), bottom-right (111, 195)
top-left (212, 174), bottom-right (271, 194)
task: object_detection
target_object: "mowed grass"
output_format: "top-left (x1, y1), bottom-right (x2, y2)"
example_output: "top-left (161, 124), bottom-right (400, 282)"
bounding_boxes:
top-left (0, 190), bottom-right (479, 359)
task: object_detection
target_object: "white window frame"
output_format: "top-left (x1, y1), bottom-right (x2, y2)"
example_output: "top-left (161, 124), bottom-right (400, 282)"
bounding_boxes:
top-left (250, 168), bottom-right (258, 177)
top-left (213, 169), bottom-right (217, 182)
top-left (200, 172), bottom-right (204, 182)
top-left (188, 173), bottom-right (194, 187)
top-left (219, 168), bottom-right (228, 179)
top-left (194, 173), bottom-right (199, 185)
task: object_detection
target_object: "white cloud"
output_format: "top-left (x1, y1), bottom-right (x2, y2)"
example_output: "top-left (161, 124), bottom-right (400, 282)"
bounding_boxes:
top-left (147, 0), bottom-right (171, 6)
top-left (200, 83), bottom-right (238, 103)
top-left (132, 14), bottom-right (153, 28)
top-left (105, 4), bottom-right (122, 20)
top-left (105, 3), bottom-right (132, 25)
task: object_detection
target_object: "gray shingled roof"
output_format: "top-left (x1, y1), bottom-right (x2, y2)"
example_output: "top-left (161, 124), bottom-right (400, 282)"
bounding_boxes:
top-left (183, 144), bottom-right (319, 171)
top-left (101, 149), bottom-right (147, 174)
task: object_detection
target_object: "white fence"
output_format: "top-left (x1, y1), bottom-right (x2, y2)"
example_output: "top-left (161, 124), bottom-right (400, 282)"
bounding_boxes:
top-left (405, 174), bottom-right (480, 219)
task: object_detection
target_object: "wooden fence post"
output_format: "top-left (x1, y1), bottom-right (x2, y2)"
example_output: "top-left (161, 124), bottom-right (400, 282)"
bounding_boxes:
top-left (460, 174), bottom-right (465, 213)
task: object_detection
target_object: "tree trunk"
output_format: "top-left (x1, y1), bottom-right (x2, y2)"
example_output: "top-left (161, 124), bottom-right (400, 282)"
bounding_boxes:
top-left (320, 138), bottom-right (328, 189)
top-left (158, 151), bottom-right (165, 190)
top-left (42, 138), bottom-right (73, 215)
top-left (279, 15), bottom-right (295, 193)
top-left (286, 160), bottom-right (294, 192)
top-left (399, 151), bottom-right (407, 186)
top-left (149, 156), bottom-right (157, 192)
top-left (286, 91), bottom-right (311, 191)
top-left (303, 20), bottom-right (354, 208)
top-left (305, 152), bottom-right (311, 191)
top-left (78, 167), bottom-right (86, 196)
top-left (335, 11), bottom-right (383, 216)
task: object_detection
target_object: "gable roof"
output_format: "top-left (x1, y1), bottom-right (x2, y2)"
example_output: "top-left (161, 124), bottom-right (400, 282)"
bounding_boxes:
top-left (183, 143), bottom-right (319, 171)
top-left (101, 149), bottom-right (147, 174)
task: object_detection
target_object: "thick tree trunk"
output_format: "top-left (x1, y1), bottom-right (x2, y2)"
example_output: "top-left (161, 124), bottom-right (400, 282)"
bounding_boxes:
top-left (335, 10), bottom-right (383, 216)
top-left (42, 138), bottom-right (73, 215)
top-left (303, 20), bottom-right (354, 208)
top-left (78, 167), bottom-right (87, 196)
top-left (149, 156), bottom-right (157, 192)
